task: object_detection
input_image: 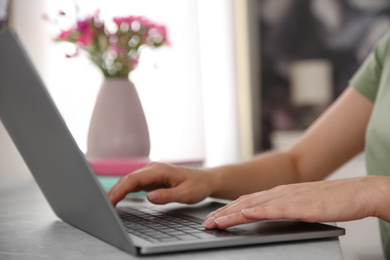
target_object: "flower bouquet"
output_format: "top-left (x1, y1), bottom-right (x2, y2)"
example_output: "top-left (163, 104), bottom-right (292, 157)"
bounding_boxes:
top-left (54, 10), bottom-right (169, 77)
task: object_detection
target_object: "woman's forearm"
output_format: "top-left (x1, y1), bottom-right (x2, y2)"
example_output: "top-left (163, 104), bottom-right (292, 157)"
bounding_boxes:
top-left (207, 87), bottom-right (373, 201)
top-left (208, 150), bottom-right (301, 200)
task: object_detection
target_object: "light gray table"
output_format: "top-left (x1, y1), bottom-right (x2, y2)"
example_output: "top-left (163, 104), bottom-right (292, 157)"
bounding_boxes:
top-left (0, 178), bottom-right (344, 260)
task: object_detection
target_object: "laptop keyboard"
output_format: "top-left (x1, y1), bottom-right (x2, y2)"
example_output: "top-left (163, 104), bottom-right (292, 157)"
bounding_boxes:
top-left (117, 207), bottom-right (251, 243)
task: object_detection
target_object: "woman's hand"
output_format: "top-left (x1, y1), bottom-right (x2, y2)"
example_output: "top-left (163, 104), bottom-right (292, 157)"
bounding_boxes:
top-left (108, 162), bottom-right (216, 206)
top-left (203, 176), bottom-right (390, 229)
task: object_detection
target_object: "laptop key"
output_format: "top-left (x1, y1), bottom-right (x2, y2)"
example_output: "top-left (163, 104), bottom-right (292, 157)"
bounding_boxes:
top-left (118, 207), bottom-right (251, 244)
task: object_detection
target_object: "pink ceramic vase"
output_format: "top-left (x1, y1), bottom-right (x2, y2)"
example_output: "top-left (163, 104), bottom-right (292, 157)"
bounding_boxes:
top-left (86, 78), bottom-right (150, 158)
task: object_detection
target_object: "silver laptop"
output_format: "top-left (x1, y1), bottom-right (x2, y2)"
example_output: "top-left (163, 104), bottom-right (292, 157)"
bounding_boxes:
top-left (0, 2), bottom-right (344, 255)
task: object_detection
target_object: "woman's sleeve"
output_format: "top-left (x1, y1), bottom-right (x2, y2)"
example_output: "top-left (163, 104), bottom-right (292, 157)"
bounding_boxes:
top-left (349, 31), bottom-right (390, 102)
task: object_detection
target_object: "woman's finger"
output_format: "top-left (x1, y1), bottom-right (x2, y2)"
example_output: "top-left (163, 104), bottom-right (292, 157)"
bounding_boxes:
top-left (108, 163), bottom-right (176, 205)
top-left (206, 186), bottom-right (286, 221)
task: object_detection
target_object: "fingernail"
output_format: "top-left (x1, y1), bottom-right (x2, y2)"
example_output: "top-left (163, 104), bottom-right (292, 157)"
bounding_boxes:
top-left (215, 216), bottom-right (228, 225)
top-left (202, 217), bottom-right (216, 228)
top-left (147, 191), bottom-right (160, 202)
top-left (206, 211), bottom-right (217, 219)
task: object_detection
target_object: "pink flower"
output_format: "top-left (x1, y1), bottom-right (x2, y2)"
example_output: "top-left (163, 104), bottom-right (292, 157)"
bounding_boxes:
top-left (76, 15), bottom-right (93, 34)
top-left (56, 29), bottom-right (73, 41)
top-left (76, 30), bottom-right (93, 45)
top-left (153, 25), bottom-right (167, 37)
top-left (50, 10), bottom-right (168, 77)
top-left (113, 16), bottom-right (127, 25)
top-left (108, 42), bottom-right (126, 55)
top-left (138, 16), bottom-right (153, 29)
top-left (74, 11), bottom-right (101, 46)
top-left (113, 15), bottom-right (140, 26)
top-left (149, 24), bottom-right (170, 45)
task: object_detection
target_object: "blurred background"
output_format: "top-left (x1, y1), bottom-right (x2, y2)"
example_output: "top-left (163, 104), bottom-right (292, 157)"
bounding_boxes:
top-left (258, 0), bottom-right (390, 151)
top-left (1, 0), bottom-right (390, 259)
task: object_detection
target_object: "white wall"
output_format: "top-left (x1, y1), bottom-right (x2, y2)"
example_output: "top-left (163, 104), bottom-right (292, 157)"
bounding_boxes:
top-left (0, 0), bottom-right (242, 177)
top-left (197, 0), bottom-right (241, 166)
top-left (0, 0), bottom-right (47, 182)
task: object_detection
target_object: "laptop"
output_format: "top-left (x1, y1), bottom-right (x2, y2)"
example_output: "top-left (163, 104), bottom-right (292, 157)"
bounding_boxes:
top-left (0, 3), bottom-right (345, 255)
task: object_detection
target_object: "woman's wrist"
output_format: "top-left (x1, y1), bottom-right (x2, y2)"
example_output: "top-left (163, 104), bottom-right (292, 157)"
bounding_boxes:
top-left (368, 175), bottom-right (390, 222)
top-left (204, 166), bottom-right (226, 199)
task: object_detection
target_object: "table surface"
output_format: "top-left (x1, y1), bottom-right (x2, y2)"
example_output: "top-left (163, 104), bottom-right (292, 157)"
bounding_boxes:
top-left (0, 178), bottom-right (344, 260)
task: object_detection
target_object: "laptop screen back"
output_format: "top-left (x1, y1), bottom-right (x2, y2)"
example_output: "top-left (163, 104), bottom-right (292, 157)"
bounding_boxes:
top-left (0, 24), bottom-right (135, 254)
